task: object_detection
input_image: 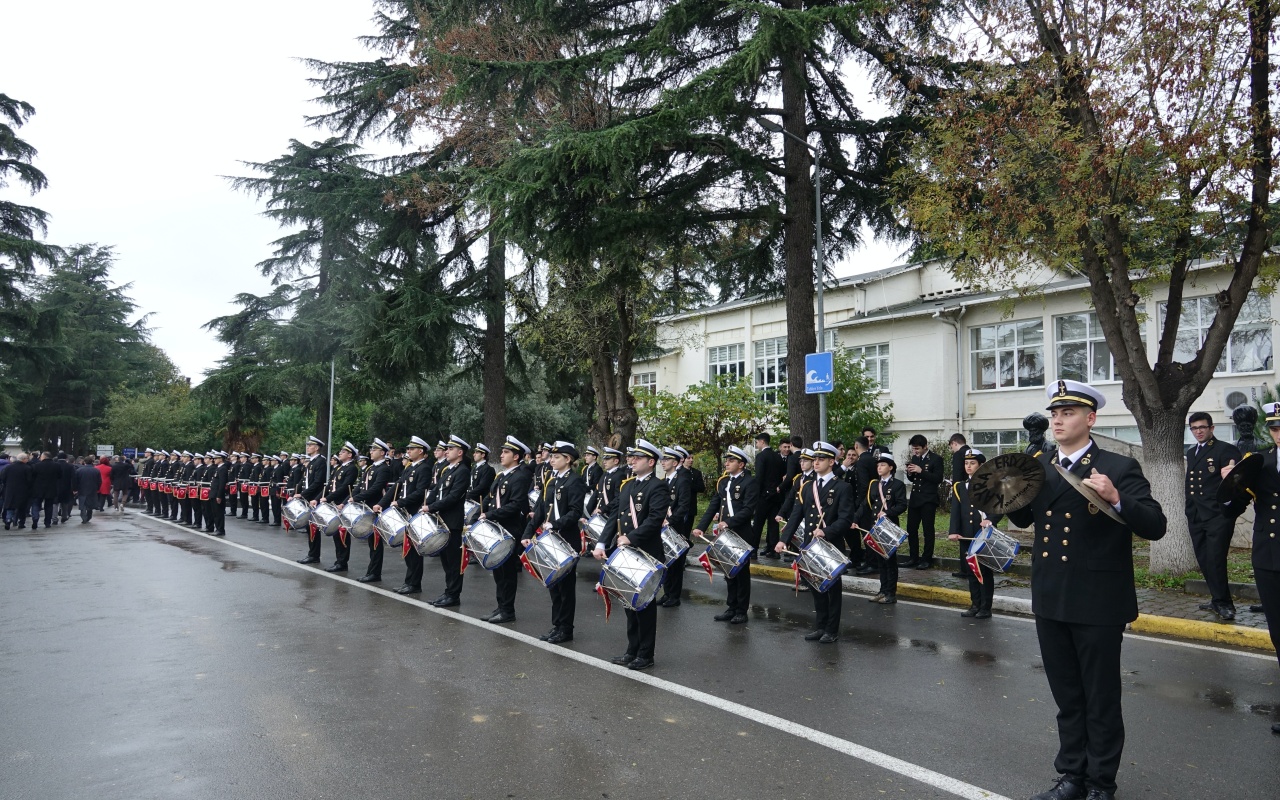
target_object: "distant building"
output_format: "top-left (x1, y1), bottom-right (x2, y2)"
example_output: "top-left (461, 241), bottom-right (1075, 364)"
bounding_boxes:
top-left (633, 258), bottom-right (1272, 454)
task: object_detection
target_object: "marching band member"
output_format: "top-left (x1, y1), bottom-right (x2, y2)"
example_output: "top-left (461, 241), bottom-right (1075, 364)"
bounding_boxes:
top-left (189, 453), bottom-right (206, 529)
top-left (694, 446), bottom-right (758, 624)
top-left (588, 447), bottom-right (626, 516)
top-left (375, 436), bottom-right (432, 594)
top-left (595, 439), bottom-right (669, 671)
top-left (866, 453), bottom-right (907, 604)
top-left (238, 452), bottom-right (254, 520)
top-left (479, 437), bottom-right (533, 622)
top-left (523, 441), bottom-right (587, 642)
top-left (904, 434), bottom-right (944, 569)
top-left (254, 455), bottom-right (273, 525)
top-left (270, 451), bottom-right (291, 527)
top-left (658, 446), bottom-right (694, 608)
top-left (225, 452), bottom-right (241, 518)
top-left (947, 448), bottom-right (1001, 618)
top-left (467, 444), bottom-right (496, 501)
top-left (775, 448), bottom-right (815, 529)
top-left (286, 453), bottom-right (304, 498)
top-left (1184, 412), bottom-right (1243, 620)
top-left (294, 437), bottom-right (329, 565)
top-left (581, 446), bottom-right (603, 490)
top-left (350, 439), bottom-right (396, 583)
top-left (1221, 402), bottom-right (1280, 737)
top-left (779, 441), bottom-right (855, 642)
top-left (1011, 380), bottom-right (1166, 800)
top-left (138, 449), bottom-right (155, 515)
top-left (177, 451), bottom-right (195, 526)
top-left (205, 451), bottom-right (228, 536)
top-left (321, 442), bottom-right (360, 573)
top-left (423, 435), bottom-right (471, 607)
top-left (431, 441), bottom-right (448, 490)
top-left (534, 443), bottom-right (553, 487)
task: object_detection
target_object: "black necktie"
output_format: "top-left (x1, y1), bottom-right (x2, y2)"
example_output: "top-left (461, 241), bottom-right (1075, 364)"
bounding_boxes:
top-left (1061, 458), bottom-right (1072, 470)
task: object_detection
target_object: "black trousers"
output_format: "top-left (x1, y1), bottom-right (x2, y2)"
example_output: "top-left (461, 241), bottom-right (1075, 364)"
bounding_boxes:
top-left (306, 523), bottom-right (323, 560)
top-left (403, 547), bottom-right (424, 589)
top-left (810, 575), bottom-right (843, 635)
top-left (1188, 514), bottom-right (1234, 606)
top-left (662, 551), bottom-right (687, 600)
top-left (1035, 617), bottom-right (1126, 795)
top-left (333, 530), bottom-right (351, 568)
top-left (227, 490), bottom-right (237, 516)
top-left (239, 490), bottom-right (250, 518)
top-left (625, 603), bottom-right (657, 660)
top-left (550, 562), bottom-right (577, 631)
top-left (30, 498), bottom-right (54, 526)
top-left (1254, 567), bottom-right (1280, 665)
top-left (270, 494), bottom-right (283, 525)
top-left (76, 493), bottom-right (95, 523)
top-left (144, 489), bottom-right (155, 514)
top-left (492, 550), bottom-right (520, 614)
top-left (438, 530), bottom-right (465, 598)
top-left (192, 495), bottom-right (204, 528)
top-left (751, 493), bottom-right (781, 551)
top-left (365, 537), bottom-right (384, 580)
top-left (726, 565), bottom-right (751, 615)
top-left (255, 493), bottom-right (269, 522)
top-left (968, 564), bottom-right (995, 610)
top-left (159, 491), bottom-right (169, 517)
top-left (879, 554), bottom-right (899, 594)
top-left (206, 499), bottom-right (224, 533)
top-left (906, 502), bottom-right (937, 562)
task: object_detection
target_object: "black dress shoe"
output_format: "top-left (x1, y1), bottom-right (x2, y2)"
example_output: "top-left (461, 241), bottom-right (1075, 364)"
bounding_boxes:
top-left (296, 556), bottom-right (320, 564)
top-left (975, 609), bottom-right (992, 619)
top-left (394, 585), bottom-right (421, 595)
top-left (660, 597), bottom-right (681, 607)
top-left (819, 633), bottom-right (838, 644)
top-left (430, 593), bottom-right (450, 605)
top-left (1084, 791), bottom-right (1114, 800)
top-left (488, 613), bottom-right (516, 624)
top-left (729, 614), bottom-right (748, 624)
top-left (1214, 602), bottom-right (1236, 621)
top-left (914, 560), bottom-right (933, 570)
top-left (1029, 776), bottom-right (1086, 800)
top-left (325, 564), bottom-right (348, 573)
top-left (713, 610), bottom-right (735, 622)
top-left (854, 564), bottom-right (875, 575)
top-left (761, 551), bottom-right (780, 560)
top-left (1272, 722), bottom-right (1280, 734)
top-left (357, 575), bottom-right (380, 583)
top-left (877, 593), bottom-right (897, 605)
top-left (804, 629), bottom-right (825, 641)
top-left (546, 629), bottom-right (573, 644)
top-left (950, 571), bottom-right (967, 578)
top-left (610, 654), bottom-right (636, 666)
top-left (432, 596), bottom-right (460, 608)
top-left (483, 607), bottom-right (501, 620)
top-left (1198, 601), bottom-right (1215, 611)
top-left (1251, 604), bottom-right (1265, 613)
top-left (960, 607), bottom-right (980, 618)
top-left (627, 657), bottom-right (654, 670)
top-left (898, 558), bottom-right (917, 568)
top-left (539, 628), bottom-right (558, 641)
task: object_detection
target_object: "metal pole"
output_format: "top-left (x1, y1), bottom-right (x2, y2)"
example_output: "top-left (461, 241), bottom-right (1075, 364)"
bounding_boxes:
top-left (327, 358), bottom-right (335, 462)
top-left (814, 158), bottom-right (827, 444)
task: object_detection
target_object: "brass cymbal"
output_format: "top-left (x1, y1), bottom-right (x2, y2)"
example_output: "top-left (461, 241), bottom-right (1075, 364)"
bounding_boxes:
top-left (1053, 464), bottom-right (1125, 524)
top-left (1215, 450), bottom-right (1264, 506)
top-left (969, 453), bottom-right (1045, 515)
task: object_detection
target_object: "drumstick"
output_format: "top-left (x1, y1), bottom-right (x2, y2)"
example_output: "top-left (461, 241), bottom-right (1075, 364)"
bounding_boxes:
top-left (780, 549), bottom-right (801, 557)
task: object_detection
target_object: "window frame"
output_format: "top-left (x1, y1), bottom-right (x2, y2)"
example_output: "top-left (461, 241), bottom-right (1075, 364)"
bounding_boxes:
top-left (969, 319), bottom-right (1046, 391)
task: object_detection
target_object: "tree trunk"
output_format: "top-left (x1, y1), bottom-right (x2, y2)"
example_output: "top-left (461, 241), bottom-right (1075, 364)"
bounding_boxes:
top-left (1136, 409), bottom-right (1196, 574)
top-left (585, 287), bottom-right (638, 447)
top-left (482, 222), bottom-right (507, 453)
top-left (779, 34), bottom-right (818, 442)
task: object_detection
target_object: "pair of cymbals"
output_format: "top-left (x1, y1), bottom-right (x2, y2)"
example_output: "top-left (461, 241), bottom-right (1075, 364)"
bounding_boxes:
top-left (968, 452), bottom-right (1124, 524)
top-left (1215, 451), bottom-right (1263, 505)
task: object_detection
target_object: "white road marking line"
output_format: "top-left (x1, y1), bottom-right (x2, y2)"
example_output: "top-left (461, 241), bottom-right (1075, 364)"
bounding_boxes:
top-left (140, 513), bottom-right (1010, 800)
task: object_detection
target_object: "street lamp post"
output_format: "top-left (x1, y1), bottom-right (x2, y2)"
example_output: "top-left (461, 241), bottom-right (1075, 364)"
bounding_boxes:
top-left (755, 118), bottom-right (827, 442)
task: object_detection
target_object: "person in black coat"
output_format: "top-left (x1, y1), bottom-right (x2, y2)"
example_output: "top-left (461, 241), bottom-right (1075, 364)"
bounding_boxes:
top-left (1184, 412), bottom-right (1243, 620)
top-left (377, 436), bottom-right (433, 593)
top-left (947, 447), bottom-right (1003, 617)
top-left (588, 448), bottom-right (626, 516)
top-left (851, 438), bottom-right (878, 573)
top-left (350, 439), bottom-right (397, 583)
top-left (1010, 380), bottom-right (1166, 800)
top-left (580, 446), bottom-right (604, 494)
top-left (682, 454), bottom-right (706, 496)
top-left (780, 441), bottom-right (857, 643)
top-left (595, 439), bottom-right (670, 671)
top-left (421, 435), bottom-right (471, 606)
top-left (74, 460), bottom-right (102, 523)
top-left (1220, 402), bottom-right (1280, 738)
top-left (523, 441), bottom-right (587, 642)
top-left (751, 433), bottom-right (785, 559)
top-left (776, 449), bottom-right (815, 525)
top-left (695, 446), bottom-right (758, 623)
top-left (467, 444), bottom-right (496, 502)
top-left (866, 454), bottom-right (908, 604)
top-left (320, 443), bottom-right (360, 572)
top-left (269, 451), bottom-right (291, 527)
top-left (657, 446), bottom-right (695, 607)
top-left (204, 452), bottom-right (229, 535)
top-left (29, 452), bottom-right (61, 530)
top-left (479, 437), bottom-right (533, 622)
top-left (294, 437), bottom-right (329, 564)
top-left (57, 453), bottom-right (76, 521)
top-left (946, 434), bottom-right (971, 578)
top-left (904, 434), bottom-right (945, 569)
top-left (2, 453), bottom-right (32, 529)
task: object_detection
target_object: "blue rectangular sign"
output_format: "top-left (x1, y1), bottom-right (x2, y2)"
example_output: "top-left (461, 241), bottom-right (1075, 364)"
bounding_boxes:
top-left (804, 352), bottom-right (834, 394)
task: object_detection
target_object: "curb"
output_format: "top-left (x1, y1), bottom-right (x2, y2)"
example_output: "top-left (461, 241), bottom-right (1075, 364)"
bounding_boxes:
top-left (745, 563), bottom-right (1274, 653)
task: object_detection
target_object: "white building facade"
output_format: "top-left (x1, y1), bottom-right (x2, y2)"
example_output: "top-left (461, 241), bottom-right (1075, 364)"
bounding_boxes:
top-left (633, 260), bottom-right (1274, 452)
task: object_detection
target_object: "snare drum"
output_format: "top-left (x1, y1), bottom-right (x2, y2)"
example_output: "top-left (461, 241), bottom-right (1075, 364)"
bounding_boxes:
top-left (339, 502), bottom-right (376, 540)
top-left (863, 518), bottom-right (908, 559)
top-left (797, 537), bottom-right (852, 592)
top-left (282, 497), bottom-right (312, 529)
top-left (660, 525), bottom-right (690, 568)
top-left (463, 499), bottom-right (481, 526)
top-left (967, 527), bottom-right (1020, 572)
top-left (375, 506), bottom-right (411, 548)
top-left (407, 511), bottom-right (450, 556)
top-left (312, 501), bottom-right (343, 536)
top-left (463, 520), bottom-right (516, 569)
top-left (703, 528), bottom-right (752, 578)
top-left (579, 513), bottom-right (608, 550)
top-left (522, 531), bottom-right (580, 587)
top-left (598, 547), bottom-right (666, 612)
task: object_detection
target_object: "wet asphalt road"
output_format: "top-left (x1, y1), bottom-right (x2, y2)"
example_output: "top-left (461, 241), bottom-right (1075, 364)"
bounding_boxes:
top-left (1, 509), bottom-right (1277, 800)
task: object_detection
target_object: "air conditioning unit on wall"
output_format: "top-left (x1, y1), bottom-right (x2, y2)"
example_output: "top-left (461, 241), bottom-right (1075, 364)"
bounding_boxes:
top-left (1222, 385), bottom-right (1267, 417)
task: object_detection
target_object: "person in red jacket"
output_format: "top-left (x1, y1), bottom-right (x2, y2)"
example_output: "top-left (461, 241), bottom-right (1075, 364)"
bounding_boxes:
top-left (96, 456), bottom-right (112, 511)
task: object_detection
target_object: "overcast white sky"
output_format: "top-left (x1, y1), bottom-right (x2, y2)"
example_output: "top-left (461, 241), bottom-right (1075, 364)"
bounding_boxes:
top-left (4, 2), bottom-right (909, 385)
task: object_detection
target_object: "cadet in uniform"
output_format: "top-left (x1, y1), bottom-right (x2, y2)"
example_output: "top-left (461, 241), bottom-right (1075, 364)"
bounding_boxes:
top-left (1010, 380), bottom-right (1167, 800)
top-left (658, 446), bottom-right (695, 607)
top-left (904, 434), bottom-right (944, 569)
top-left (294, 437), bottom-right (329, 565)
top-left (1184, 412), bottom-right (1242, 619)
top-left (694, 445), bottom-right (758, 624)
top-left (351, 439), bottom-right (396, 583)
top-left (595, 440), bottom-right (669, 671)
top-left (320, 442), bottom-right (360, 572)
top-left (523, 441), bottom-right (587, 642)
top-left (376, 436), bottom-right (432, 594)
top-left (947, 448), bottom-right (1002, 618)
top-left (205, 451), bottom-right (228, 535)
top-left (423, 435), bottom-right (471, 607)
top-left (587, 447), bottom-right (626, 516)
top-left (866, 453), bottom-right (907, 604)
top-left (581, 446), bottom-right (604, 491)
top-left (467, 443), bottom-right (496, 502)
top-left (479, 436), bottom-right (533, 622)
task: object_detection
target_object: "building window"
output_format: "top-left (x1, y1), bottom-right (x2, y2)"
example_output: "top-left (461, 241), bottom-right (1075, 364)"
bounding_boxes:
top-left (708, 343), bottom-right (746, 381)
top-left (1159, 294), bottom-right (1273, 375)
top-left (970, 430), bottom-right (1029, 455)
top-left (1094, 426), bottom-right (1143, 444)
top-left (822, 329), bottom-right (841, 351)
top-left (753, 337), bottom-right (787, 404)
top-left (970, 320), bottom-right (1045, 390)
top-left (1055, 309), bottom-right (1144, 383)
top-left (848, 342), bottom-right (890, 390)
top-left (632, 371), bottom-right (657, 395)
